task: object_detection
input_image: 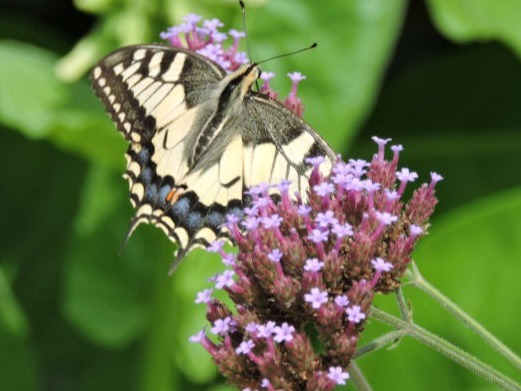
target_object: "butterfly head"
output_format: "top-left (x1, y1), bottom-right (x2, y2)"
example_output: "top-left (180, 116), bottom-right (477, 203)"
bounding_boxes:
top-left (219, 64), bottom-right (261, 111)
top-left (235, 63), bottom-right (261, 97)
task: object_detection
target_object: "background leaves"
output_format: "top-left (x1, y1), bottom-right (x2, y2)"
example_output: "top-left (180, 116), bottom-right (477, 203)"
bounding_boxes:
top-left (426, 0), bottom-right (521, 57)
top-left (1, 0), bottom-right (520, 390)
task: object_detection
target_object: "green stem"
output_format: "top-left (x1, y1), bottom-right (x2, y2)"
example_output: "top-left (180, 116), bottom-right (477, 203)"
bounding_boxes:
top-left (407, 262), bottom-right (521, 371)
top-left (394, 287), bottom-right (412, 322)
top-left (348, 363), bottom-right (374, 391)
top-left (370, 307), bottom-right (521, 391)
top-left (354, 330), bottom-right (407, 359)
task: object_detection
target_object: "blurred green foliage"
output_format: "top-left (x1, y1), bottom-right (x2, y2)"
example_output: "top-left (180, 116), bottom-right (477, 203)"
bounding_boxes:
top-left (1, 0), bottom-right (520, 390)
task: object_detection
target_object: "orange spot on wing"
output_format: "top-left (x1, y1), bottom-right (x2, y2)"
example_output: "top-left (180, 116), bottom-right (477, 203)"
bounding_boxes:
top-left (166, 188), bottom-right (185, 204)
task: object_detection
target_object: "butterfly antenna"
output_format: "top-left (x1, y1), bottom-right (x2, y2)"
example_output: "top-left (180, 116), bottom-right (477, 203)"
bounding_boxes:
top-left (239, 1), bottom-right (261, 90)
top-left (257, 42), bottom-right (317, 66)
top-left (239, 1), bottom-right (254, 64)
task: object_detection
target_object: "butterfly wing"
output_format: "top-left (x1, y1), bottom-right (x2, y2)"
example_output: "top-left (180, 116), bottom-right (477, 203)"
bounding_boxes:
top-left (91, 45), bottom-right (237, 265)
top-left (241, 93), bottom-right (335, 196)
top-left (91, 44), bottom-right (335, 271)
top-left (91, 44), bottom-right (226, 143)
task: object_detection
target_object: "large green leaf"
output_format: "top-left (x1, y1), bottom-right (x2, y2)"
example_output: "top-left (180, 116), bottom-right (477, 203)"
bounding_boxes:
top-left (426, 0), bottom-right (521, 59)
top-left (0, 40), bottom-right (125, 168)
top-left (0, 41), bottom-right (67, 138)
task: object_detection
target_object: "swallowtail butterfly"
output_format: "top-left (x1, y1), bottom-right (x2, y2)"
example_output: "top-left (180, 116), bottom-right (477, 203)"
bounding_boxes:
top-left (91, 44), bottom-right (335, 270)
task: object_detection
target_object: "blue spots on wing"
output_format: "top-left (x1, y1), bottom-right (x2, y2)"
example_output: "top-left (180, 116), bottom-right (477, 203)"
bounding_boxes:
top-left (165, 191), bottom-right (236, 235)
top-left (171, 196), bottom-right (191, 219)
top-left (187, 211), bottom-right (203, 231)
top-left (130, 143), bottom-right (176, 210)
top-left (146, 183), bottom-right (158, 200)
top-left (167, 193), bottom-right (204, 232)
top-left (207, 210), bottom-right (225, 230)
top-left (137, 145), bottom-right (151, 164)
top-left (140, 167), bottom-right (153, 184)
top-left (127, 141), bottom-right (248, 250)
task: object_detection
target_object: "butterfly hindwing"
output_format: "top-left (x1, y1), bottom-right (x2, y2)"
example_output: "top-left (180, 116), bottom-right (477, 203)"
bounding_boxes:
top-left (241, 94), bottom-right (334, 196)
top-left (91, 44), bottom-right (334, 269)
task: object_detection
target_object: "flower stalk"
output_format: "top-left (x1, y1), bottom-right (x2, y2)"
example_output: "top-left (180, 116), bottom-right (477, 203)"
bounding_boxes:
top-left (370, 306), bottom-right (521, 391)
top-left (406, 263), bottom-right (521, 371)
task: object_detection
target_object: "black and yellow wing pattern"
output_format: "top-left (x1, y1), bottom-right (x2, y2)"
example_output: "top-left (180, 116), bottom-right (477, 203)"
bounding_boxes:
top-left (91, 44), bottom-right (334, 268)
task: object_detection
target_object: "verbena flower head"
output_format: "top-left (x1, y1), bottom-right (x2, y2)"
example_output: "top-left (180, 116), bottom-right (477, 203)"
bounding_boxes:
top-left (190, 137), bottom-right (441, 390)
top-left (161, 15), bottom-right (309, 117)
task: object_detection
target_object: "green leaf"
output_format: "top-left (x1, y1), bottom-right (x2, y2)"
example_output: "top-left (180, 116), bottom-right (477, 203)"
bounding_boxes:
top-left (414, 187), bottom-right (521, 334)
top-left (247, 0), bottom-right (408, 152)
top-left (0, 40), bottom-right (125, 168)
top-left (50, 108), bottom-right (126, 169)
top-left (74, 0), bottom-right (120, 14)
top-left (426, 0), bottom-right (521, 59)
top-left (0, 41), bottom-right (67, 138)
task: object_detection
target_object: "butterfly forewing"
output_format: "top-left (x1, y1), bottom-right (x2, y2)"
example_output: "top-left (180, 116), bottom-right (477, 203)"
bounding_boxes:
top-left (91, 45), bottom-right (226, 143)
top-left (91, 44), bottom-right (334, 269)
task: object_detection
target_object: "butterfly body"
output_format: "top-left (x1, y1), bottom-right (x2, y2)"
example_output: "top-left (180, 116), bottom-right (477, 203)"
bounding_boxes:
top-left (91, 44), bottom-right (334, 269)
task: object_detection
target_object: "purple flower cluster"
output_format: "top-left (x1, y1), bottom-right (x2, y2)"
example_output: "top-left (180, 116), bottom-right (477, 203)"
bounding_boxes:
top-left (160, 13), bottom-right (248, 72)
top-left (190, 137), bottom-right (442, 390)
top-left (161, 14), bottom-right (309, 117)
